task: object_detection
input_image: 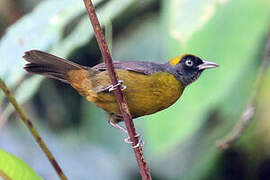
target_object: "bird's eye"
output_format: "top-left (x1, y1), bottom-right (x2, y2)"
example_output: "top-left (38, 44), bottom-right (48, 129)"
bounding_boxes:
top-left (185, 59), bottom-right (194, 67)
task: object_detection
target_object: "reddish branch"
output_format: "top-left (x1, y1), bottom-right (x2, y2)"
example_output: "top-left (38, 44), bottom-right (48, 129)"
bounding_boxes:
top-left (82, 0), bottom-right (151, 179)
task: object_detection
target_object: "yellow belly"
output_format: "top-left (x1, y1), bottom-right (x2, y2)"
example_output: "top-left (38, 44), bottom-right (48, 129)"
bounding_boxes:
top-left (89, 70), bottom-right (184, 117)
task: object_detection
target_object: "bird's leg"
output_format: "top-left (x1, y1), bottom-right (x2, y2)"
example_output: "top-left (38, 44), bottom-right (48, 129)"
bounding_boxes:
top-left (109, 114), bottom-right (144, 148)
top-left (109, 114), bottom-right (127, 133)
top-left (109, 121), bottom-right (128, 134)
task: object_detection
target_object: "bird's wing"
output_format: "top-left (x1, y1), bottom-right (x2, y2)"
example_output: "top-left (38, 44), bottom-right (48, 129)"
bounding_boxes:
top-left (92, 61), bottom-right (164, 75)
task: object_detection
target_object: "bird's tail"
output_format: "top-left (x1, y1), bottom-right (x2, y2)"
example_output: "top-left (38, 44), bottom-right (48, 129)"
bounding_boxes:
top-left (23, 50), bottom-right (86, 83)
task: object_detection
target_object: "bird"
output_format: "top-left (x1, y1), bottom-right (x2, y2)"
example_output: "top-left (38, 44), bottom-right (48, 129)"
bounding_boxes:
top-left (23, 50), bottom-right (218, 144)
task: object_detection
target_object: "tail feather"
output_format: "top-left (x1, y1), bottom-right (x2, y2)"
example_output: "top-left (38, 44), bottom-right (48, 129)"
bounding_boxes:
top-left (23, 50), bottom-right (85, 83)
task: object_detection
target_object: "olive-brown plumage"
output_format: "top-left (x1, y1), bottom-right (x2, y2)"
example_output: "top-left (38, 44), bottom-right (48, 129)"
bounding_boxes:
top-left (23, 50), bottom-right (218, 123)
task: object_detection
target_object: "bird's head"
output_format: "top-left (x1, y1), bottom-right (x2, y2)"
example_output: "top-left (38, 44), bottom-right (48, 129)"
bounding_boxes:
top-left (166, 54), bottom-right (218, 86)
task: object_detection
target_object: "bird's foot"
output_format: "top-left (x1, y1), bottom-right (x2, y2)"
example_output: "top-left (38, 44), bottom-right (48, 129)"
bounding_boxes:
top-left (108, 80), bottom-right (126, 92)
top-left (109, 121), bottom-right (144, 148)
top-left (125, 133), bottom-right (144, 148)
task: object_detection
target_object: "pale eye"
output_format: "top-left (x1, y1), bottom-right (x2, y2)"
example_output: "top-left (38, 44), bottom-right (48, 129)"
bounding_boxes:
top-left (185, 60), bottom-right (194, 67)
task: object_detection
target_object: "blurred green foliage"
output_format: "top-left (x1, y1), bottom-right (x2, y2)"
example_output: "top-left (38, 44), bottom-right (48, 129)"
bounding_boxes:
top-left (0, 0), bottom-right (270, 179)
top-left (0, 149), bottom-right (42, 180)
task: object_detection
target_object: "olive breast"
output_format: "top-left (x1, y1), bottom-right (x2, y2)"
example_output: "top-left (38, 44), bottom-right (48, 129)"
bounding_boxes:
top-left (92, 70), bottom-right (184, 118)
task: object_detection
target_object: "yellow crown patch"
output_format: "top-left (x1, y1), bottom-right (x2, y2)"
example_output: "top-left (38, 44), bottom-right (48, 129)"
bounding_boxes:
top-left (168, 54), bottom-right (187, 66)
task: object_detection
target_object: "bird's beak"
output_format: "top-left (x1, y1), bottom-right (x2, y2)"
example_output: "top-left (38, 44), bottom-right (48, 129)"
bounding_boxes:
top-left (197, 60), bottom-right (219, 70)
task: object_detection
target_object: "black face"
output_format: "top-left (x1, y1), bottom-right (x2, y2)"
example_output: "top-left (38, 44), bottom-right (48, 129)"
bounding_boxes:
top-left (172, 55), bottom-right (204, 86)
top-left (181, 55), bottom-right (204, 71)
top-left (166, 54), bottom-right (218, 86)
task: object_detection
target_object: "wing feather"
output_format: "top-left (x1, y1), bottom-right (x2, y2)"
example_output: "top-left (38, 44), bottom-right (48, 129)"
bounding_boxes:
top-left (92, 61), bottom-right (164, 75)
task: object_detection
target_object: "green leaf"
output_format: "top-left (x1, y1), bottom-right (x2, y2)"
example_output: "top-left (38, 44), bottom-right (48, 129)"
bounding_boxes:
top-left (0, 0), bottom-right (87, 118)
top-left (145, 0), bottom-right (270, 153)
top-left (0, 0), bottom-right (86, 84)
top-left (0, 0), bottom-right (136, 120)
top-left (0, 0), bottom-right (87, 122)
top-left (0, 149), bottom-right (42, 180)
top-left (164, 0), bottom-right (228, 44)
top-left (51, 0), bottom-right (137, 56)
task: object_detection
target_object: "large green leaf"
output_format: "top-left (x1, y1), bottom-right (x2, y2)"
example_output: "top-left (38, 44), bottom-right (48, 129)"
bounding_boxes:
top-left (166, 0), bottom-right (228, 44)
top-left (0, 149), bottom-right (41, 180)
top-left (0, 0), bottom-right (137, 120)
top-left (145, 0), bottom-right (270, 153)
top-left (0, 0), bottom-right (86, 85)
top-left (0, 0), bottom-right (87, 120)
top-left (50, 0), bottom-right (137, 56)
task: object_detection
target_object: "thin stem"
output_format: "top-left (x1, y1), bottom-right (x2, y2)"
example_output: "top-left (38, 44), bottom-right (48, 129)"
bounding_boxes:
top-left (216, 29), bottom-right (270, 150)
top-left (82, 0), bottom-right (152, 179)
top-left (0, 78), bottom-right (67, 180)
